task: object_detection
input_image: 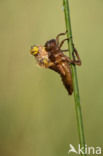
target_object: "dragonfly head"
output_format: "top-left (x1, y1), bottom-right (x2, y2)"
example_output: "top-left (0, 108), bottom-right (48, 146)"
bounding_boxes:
top-left (30, 46), bottom-right (39, 56)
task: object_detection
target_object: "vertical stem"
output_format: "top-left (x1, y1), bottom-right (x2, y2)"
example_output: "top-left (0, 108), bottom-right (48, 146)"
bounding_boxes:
top-left (63, 0), bottom-right (86, 155)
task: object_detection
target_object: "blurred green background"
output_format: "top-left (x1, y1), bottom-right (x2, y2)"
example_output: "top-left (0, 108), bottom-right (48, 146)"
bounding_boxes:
top-left (0, 0), bottom-right (103, 156)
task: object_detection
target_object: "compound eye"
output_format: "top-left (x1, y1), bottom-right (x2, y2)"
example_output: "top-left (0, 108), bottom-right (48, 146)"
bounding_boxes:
top-left (45, 43), bottom-right (52, 51)
top-left (30, 46), bottom-right (39, 55)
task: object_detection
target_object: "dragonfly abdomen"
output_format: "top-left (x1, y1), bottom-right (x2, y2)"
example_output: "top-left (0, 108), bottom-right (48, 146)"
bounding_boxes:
top-left (60, 62), bottom-right (73, 95)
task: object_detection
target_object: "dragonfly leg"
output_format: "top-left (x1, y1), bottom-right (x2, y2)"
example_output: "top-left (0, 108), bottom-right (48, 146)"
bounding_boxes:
top-left (56, 30), bottom-right (67, 45)
top-left (61, 49), bottom-right (68, 52)
top-left (61, 55), bottom-right (81, 66)
top-left (72, 45), bottom-right (81, 66)
top-left (59, 38), bottom-right (69, 49)
top-left (60, 44), bottom-right (81, 66)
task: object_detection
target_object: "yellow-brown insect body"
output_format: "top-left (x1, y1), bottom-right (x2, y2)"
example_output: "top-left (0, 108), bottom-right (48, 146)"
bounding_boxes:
top-left (30, 31), bottom-right (81, 95)
top-left (48, 52), bottom-right (73, 95)
top-left (60, 62), bottom-right (73, 95)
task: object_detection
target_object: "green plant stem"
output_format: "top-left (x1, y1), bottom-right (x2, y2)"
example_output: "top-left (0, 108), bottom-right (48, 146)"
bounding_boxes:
top-left (63, 0), bottom-right (86, 155)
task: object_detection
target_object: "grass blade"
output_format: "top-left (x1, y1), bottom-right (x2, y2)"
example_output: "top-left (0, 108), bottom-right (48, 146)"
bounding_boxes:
top-left (63, 0), bottom-right (87, 155)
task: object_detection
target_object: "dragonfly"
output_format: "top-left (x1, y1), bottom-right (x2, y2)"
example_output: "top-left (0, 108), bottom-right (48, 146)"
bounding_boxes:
top-left (30, 31), bottom-right (81, 95)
